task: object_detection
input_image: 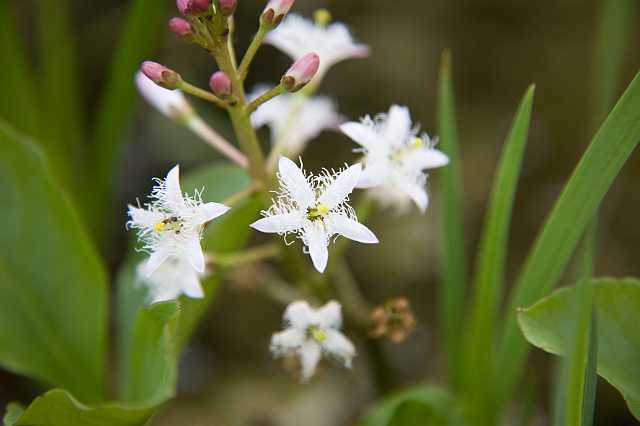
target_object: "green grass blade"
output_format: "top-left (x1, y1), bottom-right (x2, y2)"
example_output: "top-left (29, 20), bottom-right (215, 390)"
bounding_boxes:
top-left (493, 71), bottom-right (640, 420)
top-left (35, 0), bottom-right (84, 190)
top-left (88, 0), bottom-right (168, 236)
top-left (581, 314), bottom-right (598, 425)
top-left (0, 3), bottom-right (39, 135)
top-left (436, 51), bottom-right (468, 385)
top-left (462, 85), bottom-right (535, 424)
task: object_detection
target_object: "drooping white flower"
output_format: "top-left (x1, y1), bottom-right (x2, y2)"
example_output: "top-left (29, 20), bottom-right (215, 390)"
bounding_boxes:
top-left (128, 165), bottom-right (230, 276)
top-left (135, 71), bottom-right (193, 122)
top-left (250, 157), bottom-right (378, 273)
top-left (271, 300), bottom-right (356, 381)
top-left (264, 14), bottom-right (369, 81)
top-left (137, 257), bottom-right (205, 303)
top-left (250, 85), bottom-right (342, 156)
top-left (341, 105), bottom-right (450, 213)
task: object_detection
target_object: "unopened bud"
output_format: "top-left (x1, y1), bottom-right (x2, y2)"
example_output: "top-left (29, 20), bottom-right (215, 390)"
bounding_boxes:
top-left (209, 71), bottom-right (232, 98)
top-left (168, 17), bottom-right (193, 39)
top-left (281, 53), bottom-right (319, 92)
top-left (176, 0), bottom-right (210, 15)
top-left (261, 0), bottom-right (295, 27)
top-left (141, 61), bottom-right (182, 90)
top-left (219, 0), bottom-right (237, 16)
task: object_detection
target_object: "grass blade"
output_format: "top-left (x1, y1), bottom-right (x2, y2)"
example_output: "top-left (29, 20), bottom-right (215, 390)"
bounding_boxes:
top-left (493, 71), bottom-right (640, 421)
top-left (462, 85), bottom-right (535, 425)
top-left (0, 3), bottom-right (39, 135)
top-left (436, 51), bottom-right (468, 385)
top-left (36, 0), bottom-right (84, 190)
top-left (88, 0), bottom-right (168, 237)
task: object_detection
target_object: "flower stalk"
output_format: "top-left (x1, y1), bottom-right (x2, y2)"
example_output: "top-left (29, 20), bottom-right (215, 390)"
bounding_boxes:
top-left (178, 80), bottom-right (230, 108)
top-left (247, 84), bottom-right (286, 113)
top-left (238, 23), bottom-right (270, 81)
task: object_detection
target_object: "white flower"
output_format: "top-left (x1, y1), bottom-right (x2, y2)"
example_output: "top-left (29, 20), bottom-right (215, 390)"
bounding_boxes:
top-left (264, 14), bottom-right (369, 81)
top-left (128, 165), bottom-right (230, 276)
top-left (135, 71), bottom-right (193, 121)
top-left (137, 257), bottom-right (205, 303)
top-left (341, 105), bottom-right (450, 213)
top-left (250, 85), bottom-right (342, 155)
top-left (251, 157), bottom-right (378, 273)
top-left (271, 300), bottom-right (356, 382)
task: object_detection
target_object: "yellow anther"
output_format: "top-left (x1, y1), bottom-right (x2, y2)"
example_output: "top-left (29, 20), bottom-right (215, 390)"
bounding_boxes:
top-left (410, 137), bottom-right (424, 148)
top-left (310, 327), bottom-right (327, 343)
top-left (307, 203), bottom-right (330, 220)
top-left (153, 222), bottom-right (166, 233)
top-left (317, 203), bottom-right (329, 216)
top-left (314, 9), bottom-right (332, 27)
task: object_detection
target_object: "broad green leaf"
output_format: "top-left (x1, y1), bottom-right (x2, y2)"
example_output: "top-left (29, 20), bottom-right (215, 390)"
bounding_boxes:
top-left (0, 2), bottom-right (39, 135)
top-left (493, 71), bottom-right (640, 419)
top-left (0, 122), bottom-right (106, 402)
top-left (35, 0), bottom-right (84, 191)
top-left (518, 278), bottom-right (640, 420)
top-left (363, 386), bottom-right (466, 426)
top-left (117, 163), bottom-right (261, 398)
top-left (122, 301), bottom-right (180, 402)
top-left (436, 51), bottom-right (468, 385)
top-left (462, 86), bottom-right (535, 424)
top-left (89, 0), bottom-right (169, 236)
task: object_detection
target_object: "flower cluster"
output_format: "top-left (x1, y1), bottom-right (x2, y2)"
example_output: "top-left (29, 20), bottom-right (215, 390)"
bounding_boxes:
top-left (131, 0), bottom-right (449, 382)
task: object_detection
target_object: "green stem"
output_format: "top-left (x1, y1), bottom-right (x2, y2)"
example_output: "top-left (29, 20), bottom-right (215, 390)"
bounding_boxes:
top-left (238, 24), bottom-right (269, 81)
top-left (179, 81), bottom-right (229, 109)
top-left (247, 84), bottom-right (286, 113)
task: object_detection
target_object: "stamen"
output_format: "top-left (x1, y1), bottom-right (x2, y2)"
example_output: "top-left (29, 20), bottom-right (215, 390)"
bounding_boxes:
top-left (314, 9), bottom-right (332, 27)
top-left (307, 202), bottom-right (330, 220)
top-left (410, 137), bottom-right (424, 148)
top-left (308, 326), bottom-right (327, 343)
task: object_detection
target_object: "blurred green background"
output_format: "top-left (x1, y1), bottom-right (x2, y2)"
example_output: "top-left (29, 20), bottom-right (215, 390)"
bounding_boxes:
top-left (2, 0), bottom-right (640, 424)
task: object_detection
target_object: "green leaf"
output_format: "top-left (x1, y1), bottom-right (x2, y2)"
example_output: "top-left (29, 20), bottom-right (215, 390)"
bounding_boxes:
top-left (88, 0), bottom-right (169, 236)
top-left (122, 301), bottom-right (180, 402)
top-left (4, 390), bottom-right (155, 426)
top-left (35, 0), bottom-right (85, 191)
top-left (462, 85), bottom-right (535, 423)
top-left (493, 71), bottom-right (640, 418)
top-left (436, 51), bottom-right (468, 385)
top-left (363, 386), bottom-right (466, 426)
top-left (116, 163), bottom-right (261, 398)
top-left (0, 2), bottom-right (39, 135)
top-left (518, 278), bottom-right (640, 420)
top-left (0, 122), bottom-right (107, 402)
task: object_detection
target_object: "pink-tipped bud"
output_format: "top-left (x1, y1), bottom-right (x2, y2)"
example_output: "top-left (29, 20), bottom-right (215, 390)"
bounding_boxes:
top-left (141, 61), bottom-right (182, 89)
top-left (281, 53), bottom-right (319, 92)
top-left (219, 0), bottom-right (237, 16)
top-left (168, 17), bottom-right (193, 38)
top-left (209, 71), bottom-right (232, 98)
top-left (261, 0), bottom-right (295, 27)
top-left (176, 0), bottom-right (210, 15)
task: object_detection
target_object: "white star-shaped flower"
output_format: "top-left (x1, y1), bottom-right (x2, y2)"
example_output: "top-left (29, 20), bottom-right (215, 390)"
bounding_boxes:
top-left (250, 85), bottom-right (342, 156)
top-left (137, 257), bottom-right (205, 303)
top-left (271, 300), bottom-right (356, 382)
top-left (128, 165), bottom-right (230, 276)
top-left (264, 14), bottom-right (369, 81)
top-left (341, 105), bottom-right (450, 213)
top-left (250, 157), bottom-right (378, 273)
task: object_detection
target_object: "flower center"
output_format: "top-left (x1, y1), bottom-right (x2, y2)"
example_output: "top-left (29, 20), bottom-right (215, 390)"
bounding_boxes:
top-left (153, 216), bottom-right (184, 234)
top-left (389, 137), bottom-right (425, 164)
top-left (307, 203), bottom-right (330, 221)
top-left (314, 8), bottom-right (332, 27)
top-left (307, 326), bottom-right (327, 343)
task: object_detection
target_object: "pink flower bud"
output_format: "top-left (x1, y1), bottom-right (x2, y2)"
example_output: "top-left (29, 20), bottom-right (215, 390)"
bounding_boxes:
top-left (176, 0), bottom-right (210, 15)
top-left (141, 61), bottom-right (182, 89)
top-left (219, 0), bottom-right (237, 16)
top-left (261, 0), bottom-right (295, 27)
top-left (168, 17), bottom-right (193, 38)
top-left (281, 53), bottom-right (319, 92)
top-left (209, 71), bottom-right (232, 98)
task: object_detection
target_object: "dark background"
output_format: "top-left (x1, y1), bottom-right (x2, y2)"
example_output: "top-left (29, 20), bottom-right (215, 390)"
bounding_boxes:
top-left (3, 0), bottom-right (640, 424)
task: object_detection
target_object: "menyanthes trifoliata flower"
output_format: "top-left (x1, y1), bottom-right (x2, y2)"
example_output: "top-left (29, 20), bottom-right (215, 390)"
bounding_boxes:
top-left (271, 300), bottom-right (355, 382)
top-left (250, 157), bottom-right (378, 273)
top-left (137, 257), bottom-right (205, 304)
top-left (249, 86), bottom-right (342, 157)
top-left (135, 71), bottom-right (193, 123)
top-left (341, 105), bottom-right (450, 212)
top-left (264, 13), bottom-right (369, 82)
top-left (128, 165), bottom-right (230, 276)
